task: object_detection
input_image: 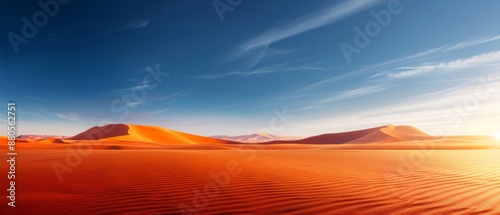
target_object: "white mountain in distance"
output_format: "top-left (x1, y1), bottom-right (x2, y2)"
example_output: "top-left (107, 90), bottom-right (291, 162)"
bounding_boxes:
top-left (211, 132), bottom-right (303, 143)
top-left (17, 135), bottom-right (69, 140)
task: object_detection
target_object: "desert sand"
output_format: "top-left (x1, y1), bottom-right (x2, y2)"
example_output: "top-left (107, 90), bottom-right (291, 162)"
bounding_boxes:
top-left (1, 124), bottom-right (499, 214)
top-left (1, 150), bottom-right (500, 214)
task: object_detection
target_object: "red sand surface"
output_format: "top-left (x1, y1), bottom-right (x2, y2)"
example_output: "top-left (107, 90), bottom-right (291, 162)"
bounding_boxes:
top-left (1, 149), bottom-right (500, 214)
top-left (1, 124), bottom-right (500, 214)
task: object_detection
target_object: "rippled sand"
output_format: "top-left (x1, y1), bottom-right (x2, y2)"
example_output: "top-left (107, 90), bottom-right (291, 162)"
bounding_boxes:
top-left (2, 149), bottom-right (500, 214)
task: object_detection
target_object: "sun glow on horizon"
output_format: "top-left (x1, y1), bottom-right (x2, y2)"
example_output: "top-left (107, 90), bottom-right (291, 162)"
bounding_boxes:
top-left (493, 133), bottom-right (500, 140)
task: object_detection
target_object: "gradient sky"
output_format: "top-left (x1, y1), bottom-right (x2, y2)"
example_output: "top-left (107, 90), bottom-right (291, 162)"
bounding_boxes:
top-left (1, 0), bottom-right (500, 137)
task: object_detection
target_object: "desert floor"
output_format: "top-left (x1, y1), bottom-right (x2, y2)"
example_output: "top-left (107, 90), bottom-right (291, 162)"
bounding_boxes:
top-left (2, 146), bottom-right (500, 214)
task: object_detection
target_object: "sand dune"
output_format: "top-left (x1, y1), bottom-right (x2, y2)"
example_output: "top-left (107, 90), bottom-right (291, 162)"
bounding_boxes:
top-left (283, 126), bottom-right (386, 144)
top-left (37, 137), bottom-right (66, 144)
top-left (6, 124), bottom-right (496, 150)
top-left (268, 125), bottom-right (429, 144)
top-left (69, 124), bottom-right (233, 145)
top-left (69, 124), bottom-right (131, 140)
top-left (266, 125), bottom-right (495, 146)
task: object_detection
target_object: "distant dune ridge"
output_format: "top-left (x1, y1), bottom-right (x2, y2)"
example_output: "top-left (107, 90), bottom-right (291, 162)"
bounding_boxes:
top-left (17, 135), bottom-right (68, 140)
top-left (3, 124), bottom-right (496, 147)
top-left (54, 123), bottom-right (414, 144)
top-left (37, 137), bottom-right (66, 144)
top-left (211, 132), bottom-right (302, 143)
top-left (267, 124), bottom-right (495, 145)
top-left (264, 124), bottom-right (428, 144)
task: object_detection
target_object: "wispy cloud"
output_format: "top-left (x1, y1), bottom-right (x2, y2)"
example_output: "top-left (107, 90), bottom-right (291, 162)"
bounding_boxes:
top-left (125, 91), bottom-right (190, 107)
top-left (380, 51), bottom-right (500, 79)
top-left (315, 85), bottom-right (387, 104)
top-left (226, 0), bottom-right (381, 63)
top-left (188, 67), bottom-right (277, 79)
top-left (188, 64), bottom-right (326, 80)
top-left (132, 108), bottom-right (172, 119)
top-left (285, 66), bottom-right (328, 71)
top-left (55, 113), bottom-right (80, 121)
top-left (293, 76), bottom-right (500, 135)
top-left (279, 46), bottom-right (500, 104)
top-left (445, 34), bottom-right (500, 51)
top-left (282, 47), bottom-right (445, 96)
top-left (264, 48), bottom-right (296, 58)
top-left (370, 47), bottom-right (446, 73)
top-left (96, 20), bottom-right (151, 38)
top-left (109, 84), bottom-right (149, 94)
top-left (108, 65), bottom-right (170, 94)
top-left (289, 85), bottom-right (387, 113)
top-left (368, 35), bottom-right (500, 80)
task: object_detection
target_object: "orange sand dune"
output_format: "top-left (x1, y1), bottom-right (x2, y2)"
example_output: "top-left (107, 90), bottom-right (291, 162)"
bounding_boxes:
top-left (37, 137), bottom-right (66, 144)
top-left (268, 125), bottom-right (494, 145)
top-left (6, 124), bottom-right (497, 151)
top-left (269, 125), bottom-right (429, 144)
top-left (287, 126), bottom-right (388, 144)
top-left (69, 124), bottom-right (130, 140)
top-left (2, 149), bottom-right (500, 214)
top-left (68, 124), bottom-right (233, 145)
top-left (348, 125), bottom-right (406, 144)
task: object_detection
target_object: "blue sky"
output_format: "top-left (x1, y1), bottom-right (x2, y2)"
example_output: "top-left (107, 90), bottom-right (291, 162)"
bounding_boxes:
top-left (1, 0), bottom-right (500, 136)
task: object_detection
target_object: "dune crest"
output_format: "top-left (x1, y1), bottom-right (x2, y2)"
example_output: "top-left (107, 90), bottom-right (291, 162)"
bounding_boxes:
top-left (69, 124), bottom-right (130, 140)
top-left (37, 137), bottom-right (66, 144)
top-left (69, 124), bottom-right (231, 145)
